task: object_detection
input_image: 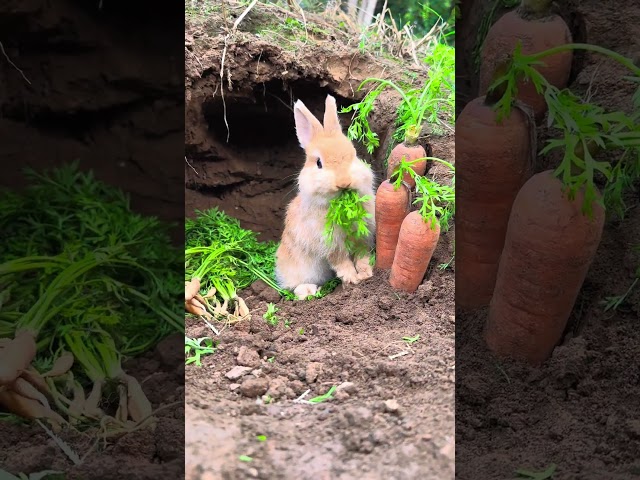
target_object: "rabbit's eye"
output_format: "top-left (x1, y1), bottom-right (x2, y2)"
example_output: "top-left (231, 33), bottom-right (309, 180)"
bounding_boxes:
top-left (316, 158), bottom-right (322, 169)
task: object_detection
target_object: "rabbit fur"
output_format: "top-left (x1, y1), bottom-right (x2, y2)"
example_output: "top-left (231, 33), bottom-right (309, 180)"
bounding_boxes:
top-left (275, 94), bottom-right (376, 300)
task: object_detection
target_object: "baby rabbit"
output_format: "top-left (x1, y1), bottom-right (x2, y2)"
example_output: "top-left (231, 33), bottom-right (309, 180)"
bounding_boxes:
top-left (275, 94), bottom-right (376, 300)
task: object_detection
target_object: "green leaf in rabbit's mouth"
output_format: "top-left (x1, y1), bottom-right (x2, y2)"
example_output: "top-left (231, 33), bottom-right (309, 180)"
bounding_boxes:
top-left (323, 189), bottom-right (373, 258)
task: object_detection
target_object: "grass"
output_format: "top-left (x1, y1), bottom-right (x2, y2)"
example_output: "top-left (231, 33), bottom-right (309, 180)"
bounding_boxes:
top-left (308, 385), bottom-right (337, 403)
top-left (402, 334), bottom-right (420, 344)
top-left (490, 41), bottom-right (640, 217)
top-left (601, 244), bottom-right (640, 311)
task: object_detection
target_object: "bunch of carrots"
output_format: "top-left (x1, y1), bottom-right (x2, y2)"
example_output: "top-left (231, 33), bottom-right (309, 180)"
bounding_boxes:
top-left (184, 276), bottom-right (250, 322)
top-left (375, 142), bottom-right (455, 293)
top-left (458, 0), bottom-right (640, 364)
top-left (0, 163), bottom-right (182, 431)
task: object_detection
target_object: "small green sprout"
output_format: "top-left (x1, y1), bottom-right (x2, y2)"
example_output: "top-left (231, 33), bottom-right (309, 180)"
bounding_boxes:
top-left (185, 336), bottom-right (216, 366)
top-left (309, 386), bottom-right (337, 403)
top-left (403, 334), bottom-right (420, 344)
top-left (263, 303), bottom-right (279, 326)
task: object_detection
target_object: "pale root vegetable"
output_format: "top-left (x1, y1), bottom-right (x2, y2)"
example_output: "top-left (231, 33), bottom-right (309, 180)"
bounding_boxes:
top-left (375, 180), bottom-right (411, 269)
top-left (485, 171), bottom-right (605, 364)
top-left (386, 143), bottom-right (427, 188)
top-left (204, 287), bottom-right (217, 298)
top-left (21, 367), bottom-right (52, 398)
top-left (124, 374), bottom-right (152, 423)
top-left (236, 297), bottom-right (250, 317)
top-left (389, 211), bottom-right (441, 292)
top-left (12, 377), bottom-right (50, 409)
top-left (84, 379), bottom-right (104, 418)
top-left (0, 388), bottom-right (65, 431)
top-left (455, 96), bottom-right (535, 310)
top-left (185, 277), bottom-right (201, 301)
top-left (0, 330), bottom-right (37, 385)
top-left (116, 384), bottom-right (128, 423)
top-left (186, 296), bottom-right (209, 317)
top-left (68, 380), bottom-right (86, 421)
top-left (42, 351), bottom-right (74, 378)
top-left (478, 0), bottom-right (572, 123)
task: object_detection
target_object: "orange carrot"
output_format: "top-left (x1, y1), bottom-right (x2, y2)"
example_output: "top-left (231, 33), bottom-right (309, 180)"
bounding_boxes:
top-left (455, 95), bottom-right (534, 310)
top-left (386, 142), bottom-right (427, 188)
top-left (389, 211), bottom-right (440, 292)
top-left (478, 0), bottom-right (572, 123)
top-left (375, 180), bottom-right (410, 269)
top-left (485, 171), bottom-right (605, 364)
top-left (0, 330), bottom-right (37, 385)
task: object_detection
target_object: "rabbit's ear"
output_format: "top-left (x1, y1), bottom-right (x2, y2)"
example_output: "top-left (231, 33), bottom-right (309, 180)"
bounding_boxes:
top-left (294, 100), bottom-right (323, 149)
top-left (323, 95), bottom-right (341, 135)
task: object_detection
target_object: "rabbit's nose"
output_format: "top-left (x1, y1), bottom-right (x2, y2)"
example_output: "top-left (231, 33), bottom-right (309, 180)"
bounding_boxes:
top-left (337, 182), bottom-right (352, 190)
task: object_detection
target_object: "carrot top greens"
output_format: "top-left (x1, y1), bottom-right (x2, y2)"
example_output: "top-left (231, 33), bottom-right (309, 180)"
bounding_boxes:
top-left (324, 189), bottom-right (373, 259)
top-left (342, 33), bottom-right (454, 152)
top-left (0, 162), bottom-right (182, 429)
top-left (392, 157), bottom-right (455, 230)
top-left (489, 42), bottom-right (640, 217)
top-left (185, 208), bottom-right (341, 302)
top-left (185, 208), bottom-right (287, 301)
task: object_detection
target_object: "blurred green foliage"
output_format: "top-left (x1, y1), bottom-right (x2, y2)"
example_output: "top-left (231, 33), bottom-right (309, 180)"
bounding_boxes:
top-left (379, 0), bottom-right (454, 38)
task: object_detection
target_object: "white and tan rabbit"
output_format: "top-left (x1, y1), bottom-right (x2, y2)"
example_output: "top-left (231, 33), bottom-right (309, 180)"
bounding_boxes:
top-left (275, 94), bottom-right (376, 299)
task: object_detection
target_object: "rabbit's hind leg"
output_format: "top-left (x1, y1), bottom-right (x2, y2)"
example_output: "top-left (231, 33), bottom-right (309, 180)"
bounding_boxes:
top-left (293, 283), bottom-right (319, 299)
top-left (275, 244), bottom-right (332, 298)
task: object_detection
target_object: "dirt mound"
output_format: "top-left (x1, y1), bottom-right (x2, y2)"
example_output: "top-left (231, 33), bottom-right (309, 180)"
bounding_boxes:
top-left (186, 265), bottom-right (455, 480)
top-left (456, 1), bottom-right (640, 478)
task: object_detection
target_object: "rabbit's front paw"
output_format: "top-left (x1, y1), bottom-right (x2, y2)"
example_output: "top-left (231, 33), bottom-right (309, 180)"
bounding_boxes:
top-left (294, 283), bottom-right (318, 300)
top-left (337, 267), bottom-right (361, 285)
top-left (355, 256), bottom-right (373, 280)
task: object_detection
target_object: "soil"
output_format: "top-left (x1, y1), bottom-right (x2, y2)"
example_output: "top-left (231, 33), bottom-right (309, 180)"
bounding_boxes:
top-left (184, 3), bottom-right (455, 479)
top-left (0, 1), bottom-right (184, 478)
top-left (456, 1), bottom-right (640, 479)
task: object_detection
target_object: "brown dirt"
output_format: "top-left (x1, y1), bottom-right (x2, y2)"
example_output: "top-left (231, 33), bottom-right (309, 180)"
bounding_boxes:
top-left (0, 1), bottom-right (184, 477)
top-left (186, 264), bottom-right (455, 480)
top-left (456, 1), bottom-right (640, 478)
top-left (184, 4), bottom-right (455, 479)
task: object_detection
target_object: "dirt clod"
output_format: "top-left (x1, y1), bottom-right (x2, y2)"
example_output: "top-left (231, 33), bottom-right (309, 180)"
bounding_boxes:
top-left (305, 362), bottom-right (324, 384)
top-left (240, 377), bottom-right (270, 398)
top-left (237, 346), bottom-right (261, 368)
top-left (225, 366), bottom-right (252, 380)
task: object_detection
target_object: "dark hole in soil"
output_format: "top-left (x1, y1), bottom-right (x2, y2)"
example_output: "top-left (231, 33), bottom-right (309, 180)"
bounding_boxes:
top-left (203, 79), bottom-right (355, 149)
top-left (186, 79), bottom-right (359, 241)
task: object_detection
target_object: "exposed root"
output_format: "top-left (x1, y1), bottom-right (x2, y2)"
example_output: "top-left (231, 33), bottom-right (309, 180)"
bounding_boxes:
top-left (0, 41), bottom-right (32, 85)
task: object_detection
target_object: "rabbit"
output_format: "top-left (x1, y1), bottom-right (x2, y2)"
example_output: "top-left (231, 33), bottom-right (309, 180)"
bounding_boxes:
top-left (275, 94), bottom-right (376, 300)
